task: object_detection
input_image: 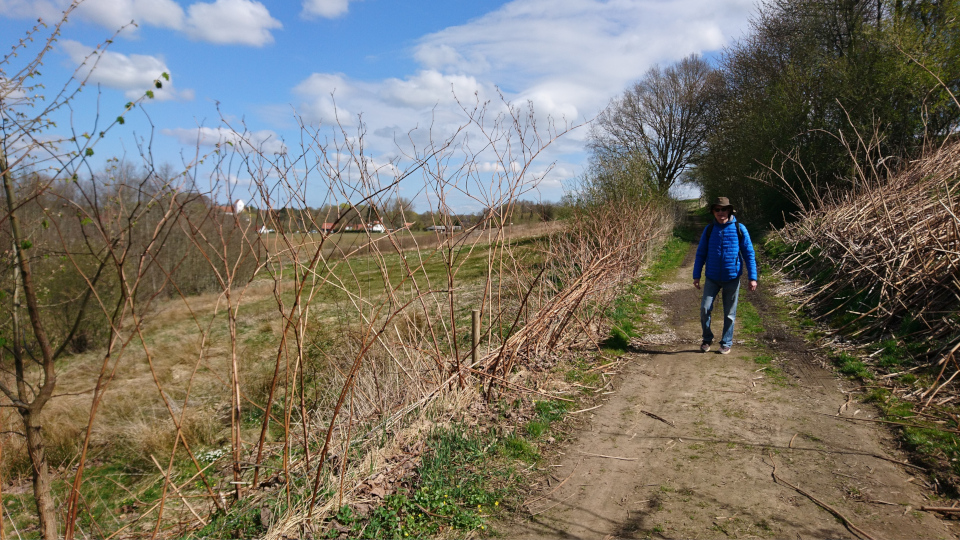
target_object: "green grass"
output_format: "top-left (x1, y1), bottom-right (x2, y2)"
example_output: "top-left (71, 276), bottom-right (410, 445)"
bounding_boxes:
top-left (603, 295), bottom-right (639, 352)
top-left (691, 204), bottom-right (712, 219)
top-left (753, 353), bottom-right (773, 366)
top-left (501, 434), bottom-right (540, 463)
top-left (864, 389), bottom-right (960, 477)
top-left (600, 229), bottom-right (690, 352)
top-left (736, 300), bottom-right (763, 338)
top-left (307, 398), bottom-right (569, 538)
top-left (648, 234), bottom-right (690, 280)
top-left (752, 354), bottom-right (789, 386)
top-left (831, 351), bottom-right (873, 379)
top-left (526, 400), bottom-right (569, 438)
top-left (190, 423), bottom-right (526, 539)
top-left (564, 355), bottom-right (603, 389)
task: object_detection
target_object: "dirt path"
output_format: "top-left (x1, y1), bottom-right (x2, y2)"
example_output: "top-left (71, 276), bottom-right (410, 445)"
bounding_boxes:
top-left (498, 242), bottom-right (959, 539)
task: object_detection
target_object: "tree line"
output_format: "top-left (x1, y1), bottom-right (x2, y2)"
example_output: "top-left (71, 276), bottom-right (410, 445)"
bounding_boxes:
top-left (589, 0), bottom-right (960, 224)
top-left (250, 198), bottom-right (568, 233)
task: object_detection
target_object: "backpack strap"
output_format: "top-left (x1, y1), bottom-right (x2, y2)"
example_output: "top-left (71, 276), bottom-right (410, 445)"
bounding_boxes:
top-left (704, 222), bottom-right (745, 258)
top-left (735, 223), bottom-right (745, 265)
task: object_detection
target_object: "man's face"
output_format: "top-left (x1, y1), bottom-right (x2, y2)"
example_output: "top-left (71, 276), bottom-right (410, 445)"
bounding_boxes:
top-left (712, 206), bottom-right (731, 224)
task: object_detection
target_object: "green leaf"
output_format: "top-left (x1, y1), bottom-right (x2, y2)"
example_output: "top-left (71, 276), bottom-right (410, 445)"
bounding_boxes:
top-left (85, 148), bottom-right (94, 156)
top-left (81, 217), bottom-right (93, 226)
top-left (125, 101), bottom-right (134, 109)
top-left (155, 80), bottom-right (162, 89)
top-left (116, 116), bottom-right (125, 125)
top-left (20, 240), bottom-right (32, 250)
top-left (162, 72), bottom-right (170, 81)
top-left (41, 219), bottom-right (49, 229)
top-left (146, 90), bottom-right (155, 99)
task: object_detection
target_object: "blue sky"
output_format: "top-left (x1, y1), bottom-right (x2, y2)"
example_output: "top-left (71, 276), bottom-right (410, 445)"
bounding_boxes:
top-left (1, 0), bottom-right (756, 211)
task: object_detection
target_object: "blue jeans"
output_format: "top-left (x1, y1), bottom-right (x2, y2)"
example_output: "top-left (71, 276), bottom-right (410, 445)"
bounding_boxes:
top-left (700, 277), bottom-right (740, 348)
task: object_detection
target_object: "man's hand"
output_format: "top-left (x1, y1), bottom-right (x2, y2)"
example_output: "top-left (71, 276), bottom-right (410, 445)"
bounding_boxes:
top-left (693, 279), bottom-right (700, 290)
top-left (749, 280), bottom-right (758, 292)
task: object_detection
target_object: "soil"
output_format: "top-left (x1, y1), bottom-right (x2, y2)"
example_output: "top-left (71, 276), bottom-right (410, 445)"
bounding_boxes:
top-left (495, 242), bottom-right (960, 540)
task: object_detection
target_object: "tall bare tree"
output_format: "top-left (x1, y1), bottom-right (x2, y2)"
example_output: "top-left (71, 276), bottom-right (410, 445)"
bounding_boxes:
top-left (590, 54), bottom-right (718, 194)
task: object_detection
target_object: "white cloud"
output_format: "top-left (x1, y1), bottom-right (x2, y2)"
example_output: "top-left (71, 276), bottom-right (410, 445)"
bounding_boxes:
top-left (379, 71), bottom-right (487, 109)
top-left (414, 0), bottom-right (753, 117)
top-left (0, 0), bottom-right (66, 21)
top-left (162, 126), bottom-right (287, 155)
top-left (0, 0), bottom-right (184, 34)
top-left (301, 0), bottom-right (357, 19)
top-left (413, 44), bottom-right (492, 75)
top-left (1, 0), bottom-right (280, 46)
top-left (184, 0), bottom-right (281, 46)
top-left (74, 0), bottom-right (185, 32)
top-left (285, 0), bottom-right (754, 152)
top-left (285, 0), bottom-right (753, 206)
top-left (514, 85), bottom-right (580, 125)
top-left (292, 73), bottom-right (356, 123)
top-left (0, 76), bottom-right (28, 106)
top-left (61, 40), bottom-right (191, 101)
top-left (475, 161), bottom-right (521, 174)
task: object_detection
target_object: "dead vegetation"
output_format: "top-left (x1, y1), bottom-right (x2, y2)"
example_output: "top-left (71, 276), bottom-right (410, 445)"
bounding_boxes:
top-left (771, 134), bottom-right (959, 382)
top-left (1, 57), bottom-right (674, 539)
top-left (774, 137), bottom-right (960, 350)
top-left (0, 7), bottom-right (682, 537)
top-left (767, 132), bottom-right (960, 488)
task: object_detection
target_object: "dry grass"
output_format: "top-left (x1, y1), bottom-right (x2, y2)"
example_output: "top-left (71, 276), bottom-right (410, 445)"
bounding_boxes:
top-left (0, 82), bottom-right (679, 539)
top-left (267, 222), bottom-right (560, 259)
top-left (0, 208), bottom-right (671, 538)
top-left (770, 135), bottom-right (960, 435)
top-left (774, 137), bottom-right (960, 359)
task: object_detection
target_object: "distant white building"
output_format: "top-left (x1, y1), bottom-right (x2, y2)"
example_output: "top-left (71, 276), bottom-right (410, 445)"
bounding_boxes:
top-left (217, 199), bottom-right (245, 216)
top-left (258, 226), bottom-right (275, 234)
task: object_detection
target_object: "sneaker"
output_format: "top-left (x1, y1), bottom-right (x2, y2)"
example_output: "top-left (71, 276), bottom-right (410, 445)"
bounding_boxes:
top-left (700, 342), bottom-right (711, 353)
top-left (719, 345), bottom-right (731, 355)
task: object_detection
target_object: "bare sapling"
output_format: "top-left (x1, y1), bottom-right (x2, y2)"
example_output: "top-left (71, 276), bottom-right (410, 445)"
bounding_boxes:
top-left (0, 6), bottom-right (187, 537)
top-left (1, 8), bottom-right (677, 536)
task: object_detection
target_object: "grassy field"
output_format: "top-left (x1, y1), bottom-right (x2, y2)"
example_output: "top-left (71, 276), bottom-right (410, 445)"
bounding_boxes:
top-left (0, 199), bottom-right (673, 538)
top-left (0, 223), bottom-right (550, 538)
top-left (262, 221), bottom-right (559, 257)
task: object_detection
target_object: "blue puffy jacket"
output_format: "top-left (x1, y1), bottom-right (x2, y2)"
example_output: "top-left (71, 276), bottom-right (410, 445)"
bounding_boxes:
top-left (693, 216), bottom-right (758, 283)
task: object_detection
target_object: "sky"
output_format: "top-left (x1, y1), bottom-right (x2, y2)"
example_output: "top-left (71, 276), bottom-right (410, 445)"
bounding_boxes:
top-left (0, 0), bottom-right (757, 212)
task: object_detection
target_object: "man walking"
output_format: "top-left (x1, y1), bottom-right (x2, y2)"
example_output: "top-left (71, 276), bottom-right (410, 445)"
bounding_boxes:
top-left (693, 197), bottom-right (758, 354)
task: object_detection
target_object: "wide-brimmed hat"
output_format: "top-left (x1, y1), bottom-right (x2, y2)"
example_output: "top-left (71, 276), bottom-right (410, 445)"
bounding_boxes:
top-left (709, 197), bottom-right (735, 213)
